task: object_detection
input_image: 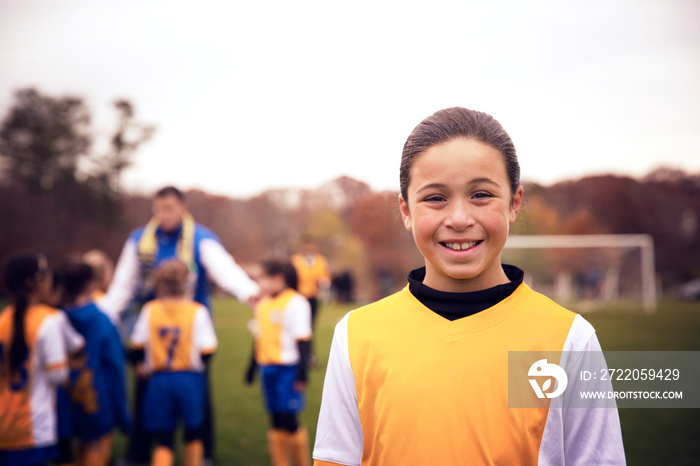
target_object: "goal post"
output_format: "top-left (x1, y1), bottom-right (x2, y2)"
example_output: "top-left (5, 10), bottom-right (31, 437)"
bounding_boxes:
top-left (504, 234), bottom-right (657, 313)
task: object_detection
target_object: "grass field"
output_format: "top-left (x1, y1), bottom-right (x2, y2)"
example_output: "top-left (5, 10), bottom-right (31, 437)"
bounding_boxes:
top-left (108, 298), bottom-right (700, 465)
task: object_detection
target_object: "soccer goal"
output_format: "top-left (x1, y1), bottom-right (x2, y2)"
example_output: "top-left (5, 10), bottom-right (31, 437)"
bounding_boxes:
top-left (503, 234), bottom-right (657, 313)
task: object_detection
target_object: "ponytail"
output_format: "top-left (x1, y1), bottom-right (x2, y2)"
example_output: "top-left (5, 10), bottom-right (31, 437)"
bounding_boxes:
top-left (9, 293), bottom-right (29, 375)
top-left (2, 252), bottom-right (48, 377)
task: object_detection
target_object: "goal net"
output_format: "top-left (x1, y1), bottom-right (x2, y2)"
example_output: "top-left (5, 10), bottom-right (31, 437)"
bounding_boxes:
top-left (503, 234), bottom-right (657, 313)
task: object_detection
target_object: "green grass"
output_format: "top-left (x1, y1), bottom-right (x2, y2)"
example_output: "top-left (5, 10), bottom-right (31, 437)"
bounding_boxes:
top-left (112, 299), bottom-right (354, 465)
top-left (584, 300), bottom-right (700, 466)
top-left (109, 298), bottom-right (700, 465)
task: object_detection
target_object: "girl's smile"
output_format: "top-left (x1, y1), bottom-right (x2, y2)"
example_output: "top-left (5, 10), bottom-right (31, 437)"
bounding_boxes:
top-left (399, 137), bottom-right (523, 293)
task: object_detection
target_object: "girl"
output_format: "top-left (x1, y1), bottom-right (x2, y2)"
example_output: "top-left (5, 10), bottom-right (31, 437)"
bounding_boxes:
top-left (0, 252), bottom-right (70, 466)
top-left (58, 259), bottom-right (130, 466)
top-left (312, 107), bottom-right (626, 465)
top-left (253, 260), bottom-right (312, 466)
top-left (129, 259), bottom-right (217, 466)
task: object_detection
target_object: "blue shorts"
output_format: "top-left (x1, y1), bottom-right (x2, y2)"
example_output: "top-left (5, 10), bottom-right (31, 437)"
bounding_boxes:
top-left (0, 445), bottom-right (56, 466)
top-left (55, 388), bottom-right (73, 439)
top-left (260, 364), bottom-right (305, 414)
top-left (142, 372), bottom-right (205, 433)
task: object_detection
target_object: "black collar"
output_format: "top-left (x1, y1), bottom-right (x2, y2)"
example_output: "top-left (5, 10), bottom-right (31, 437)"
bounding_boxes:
top-left (407, 265), bottom-right (524, 321)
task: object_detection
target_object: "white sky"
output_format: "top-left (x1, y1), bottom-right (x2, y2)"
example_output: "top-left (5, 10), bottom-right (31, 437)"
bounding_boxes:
top-left (1, 0), bottom-right (699, 198)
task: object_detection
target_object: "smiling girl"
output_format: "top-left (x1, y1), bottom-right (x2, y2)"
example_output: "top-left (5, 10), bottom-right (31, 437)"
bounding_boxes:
top-left (312, 107), bottom-right (626, 465)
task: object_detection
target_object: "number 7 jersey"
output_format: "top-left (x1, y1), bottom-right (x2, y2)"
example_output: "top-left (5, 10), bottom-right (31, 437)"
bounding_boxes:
top-left (130, 299), bottom-right (217, 372)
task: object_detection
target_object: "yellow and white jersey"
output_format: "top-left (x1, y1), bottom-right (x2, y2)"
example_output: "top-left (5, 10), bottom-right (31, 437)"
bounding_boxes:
top-left (0, 304), bottom-right (69, 449)
top-left (130, 299), bottom-right (217, 373)
top-left (313, 284), bottom-right (626, 466)
top-left (291, 253), bottom-right (330, 299)
top-left (254, 289), bottom-right (311, 366)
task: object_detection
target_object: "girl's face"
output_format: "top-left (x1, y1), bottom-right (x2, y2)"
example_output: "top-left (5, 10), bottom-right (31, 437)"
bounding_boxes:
top-left (399, 138), bottom-right (523, 293)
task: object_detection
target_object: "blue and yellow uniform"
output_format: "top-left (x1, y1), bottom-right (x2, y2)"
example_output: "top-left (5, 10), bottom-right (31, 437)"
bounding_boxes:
top-left (130, 298), bottom-right (217, 434)
top-left (0, 304), bottom-right (69, 465)
top-left (62, 301), bottom-right (130, 440)
top-left (254, 288), bottom-right (312, 415)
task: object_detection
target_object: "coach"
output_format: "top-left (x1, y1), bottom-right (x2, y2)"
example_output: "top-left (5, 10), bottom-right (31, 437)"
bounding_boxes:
top-left (101, 186), bottom-right (260, 465)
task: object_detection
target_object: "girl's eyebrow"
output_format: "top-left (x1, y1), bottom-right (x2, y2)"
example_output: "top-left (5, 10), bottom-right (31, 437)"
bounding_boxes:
top-left (415, 182), bottom-right (447, 194)
top-left (469, 177), bottom-right (502, 188)
top-left (415, 177), bottom-right (501, 194)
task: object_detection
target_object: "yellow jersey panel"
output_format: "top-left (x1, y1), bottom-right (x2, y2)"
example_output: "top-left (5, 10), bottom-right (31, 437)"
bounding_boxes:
top-left (130, 299), bottom-right (217, 373)
top-left (291, 253), bottom-right (330, 298)
top-left (255, 289), bottom-right (312, 366)
top-left (149, 300), bottom-right (196, 371)
top-left (347, 285), bottom-right (575, 465)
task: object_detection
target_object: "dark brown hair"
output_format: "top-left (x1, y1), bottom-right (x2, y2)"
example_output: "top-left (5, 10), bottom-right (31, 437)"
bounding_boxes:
top-left (155, 186), bottom-right (185, 202)
top-left (2, 252), bottom-right (48, 377)
top-left (261, 259), bottom-right (298, 292)
top-left (400, 107), bottom-right (520, 203)
top-left (58, 259), bottom-right (95, 305)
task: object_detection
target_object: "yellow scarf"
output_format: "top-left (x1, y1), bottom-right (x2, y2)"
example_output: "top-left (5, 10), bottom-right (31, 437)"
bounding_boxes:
top-left (137, 212), bottom-right (196, 298)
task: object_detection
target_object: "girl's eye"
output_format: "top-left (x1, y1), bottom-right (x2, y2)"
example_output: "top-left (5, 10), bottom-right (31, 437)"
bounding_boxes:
top-left (423, 195), bottom-right (446, 203)
top-left (473, 192), bottom-right (493, 199)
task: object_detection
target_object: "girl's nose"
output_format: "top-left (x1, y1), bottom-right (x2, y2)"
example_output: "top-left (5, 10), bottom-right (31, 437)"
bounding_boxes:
top-left (444, 199), bottom-right (475, 232)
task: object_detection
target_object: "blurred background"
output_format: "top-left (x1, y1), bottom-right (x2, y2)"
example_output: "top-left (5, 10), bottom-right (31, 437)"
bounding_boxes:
top-left (1, 0), bottom-right (699, 464)
top-left (2, 0), bottom-right (699, 302)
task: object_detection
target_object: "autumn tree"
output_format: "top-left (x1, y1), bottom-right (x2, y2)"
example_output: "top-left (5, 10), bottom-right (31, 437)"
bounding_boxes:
top-left (0, 87), bottom-right (154, 264)
top-left (90, 99), bottom-right (155, 196)
top-left (0, 88), bottom-right (91, 191)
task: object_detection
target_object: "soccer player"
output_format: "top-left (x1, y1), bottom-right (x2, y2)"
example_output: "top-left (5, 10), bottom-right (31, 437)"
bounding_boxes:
top-left (58, 259), bottom-right (130, 466)
top-left (0, 252), bottom-right (70, 465)
top-left (291, 236), bottom-right (330, 365)
top-left (129, 259), bottom-right (218, 466)
top-left (252, 260), bottom-right (312, 466)
top-left (312, 107), bottom-right (626, 465)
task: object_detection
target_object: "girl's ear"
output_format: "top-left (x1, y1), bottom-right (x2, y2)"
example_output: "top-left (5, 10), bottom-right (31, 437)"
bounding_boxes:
top-left (398, 194), bottom-right (413, 231)
top-left (509, 185), bottom-right (524, 224)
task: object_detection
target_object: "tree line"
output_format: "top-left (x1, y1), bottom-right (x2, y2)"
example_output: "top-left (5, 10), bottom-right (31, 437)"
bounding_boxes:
top-left (2, 88), bottom-right (698, 300)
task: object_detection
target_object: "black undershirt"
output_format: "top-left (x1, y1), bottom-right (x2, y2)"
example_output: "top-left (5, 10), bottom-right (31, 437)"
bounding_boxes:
top-left (408, 264), bottom-right (525, 321)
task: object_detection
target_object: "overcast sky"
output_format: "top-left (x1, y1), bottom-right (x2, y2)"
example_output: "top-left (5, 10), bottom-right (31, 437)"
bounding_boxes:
top-left (1, 0), bottom-right (699, 198)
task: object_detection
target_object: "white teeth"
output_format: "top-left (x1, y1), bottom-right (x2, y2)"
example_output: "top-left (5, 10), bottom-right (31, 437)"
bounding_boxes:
top-left (445, 242), bottom-right (477, 251)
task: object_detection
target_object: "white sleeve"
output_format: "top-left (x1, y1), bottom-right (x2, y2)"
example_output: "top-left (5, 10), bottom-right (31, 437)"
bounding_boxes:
top-left (37, 313), bottom-right (69, 386)
top-left (286, 294), bottom-right (312, 341)
top-left (100, 239), bottom-right (140, 324)
top-left (129, 304), bottom-right (150, 349)
top-left (199, 238), bottom-right (260, 304)
top-left (194, 305), bottom-right (218, 354)
top-left (313, 313), bottom-right (363, 466)
top-left (538, 315), bottom-right (627, 466)
top-left (57, 312), bottom-right (85, 354)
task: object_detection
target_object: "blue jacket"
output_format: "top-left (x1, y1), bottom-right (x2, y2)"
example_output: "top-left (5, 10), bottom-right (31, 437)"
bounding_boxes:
top-left (64, 302), bottom-right (131, 439)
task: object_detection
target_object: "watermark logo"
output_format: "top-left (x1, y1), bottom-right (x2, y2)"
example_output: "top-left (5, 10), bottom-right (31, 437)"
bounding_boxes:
top-left (528, 359), bottom-right (568, 399)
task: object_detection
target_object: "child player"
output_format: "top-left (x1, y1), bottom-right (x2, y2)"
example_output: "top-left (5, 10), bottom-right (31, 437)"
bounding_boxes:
top-left (58, 259), bottom-right (130, 466)
top-left (0, 252), bottom-right (70, 465)
top-left (312, 107), bottom-right (626, 465)
top-left (252, 260), bottom-right (312, 466)
top-left (129, 259), bottom-right (218, 466)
